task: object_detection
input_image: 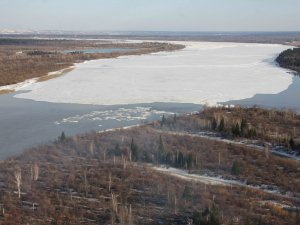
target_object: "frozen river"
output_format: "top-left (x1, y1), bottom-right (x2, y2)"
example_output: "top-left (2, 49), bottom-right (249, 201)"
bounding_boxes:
top-left (16, 42), bottom-right (293, 106)
top-left (0, 41), bottom-right (298, 159)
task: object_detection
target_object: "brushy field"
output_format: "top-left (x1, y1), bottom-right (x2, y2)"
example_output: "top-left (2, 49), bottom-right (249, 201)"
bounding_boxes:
top-left (0, 107), bottom-right (299, 225)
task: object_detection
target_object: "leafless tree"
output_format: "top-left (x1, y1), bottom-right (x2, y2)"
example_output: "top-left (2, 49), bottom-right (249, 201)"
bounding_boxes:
top-left (108, 172), bottom-right (112, 192)
top-left (264, 144), bottom-right (270, 160)
top-left (111, 193), bottom-right (118, 225)
top-left (31, 163), bottom-right (39, 181)
top-left (14, 166), bottom-right (22, 198)
top-left (88, 141), bottom-right (94, 156)
top-left (83, 170), bottom-right (88, 196)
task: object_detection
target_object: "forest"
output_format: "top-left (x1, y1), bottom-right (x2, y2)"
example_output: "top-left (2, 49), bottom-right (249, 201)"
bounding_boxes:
top-left (158, 107), bottom-right (300, 155)
top-left (0, 107), bottom-right (299, 225)
top-left (276, 47), bottom-right (300, 74)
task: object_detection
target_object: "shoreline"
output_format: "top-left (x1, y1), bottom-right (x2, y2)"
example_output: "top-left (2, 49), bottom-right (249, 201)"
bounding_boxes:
top-left (0, 66), bottom-right (75, 93)
top-left (0, 40), bottom-right (185, 95)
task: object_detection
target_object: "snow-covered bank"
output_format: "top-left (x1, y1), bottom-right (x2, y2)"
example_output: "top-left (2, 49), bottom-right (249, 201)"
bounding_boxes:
top-left (15, 41), bottom-right (293, 106)
top-left (0, 66), bottom-right (74, 93)
top-left (152, 166), bottom-right (299, 201)
top-left (0, 77), bottom-right (38, 92)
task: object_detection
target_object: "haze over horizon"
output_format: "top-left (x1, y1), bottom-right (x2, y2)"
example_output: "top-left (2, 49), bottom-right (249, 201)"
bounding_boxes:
top-left (0, 0), bottom-right (300, 32)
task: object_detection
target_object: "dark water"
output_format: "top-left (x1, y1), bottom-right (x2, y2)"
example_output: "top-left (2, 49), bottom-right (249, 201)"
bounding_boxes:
top-left (1, 75), bottom-right (300, 160)
top-left (224, 75), bottom-right (300, 113)
top-left (0, 92), bottom-right (200, 159)
top-left (64, 48), bottom-right (135, 54)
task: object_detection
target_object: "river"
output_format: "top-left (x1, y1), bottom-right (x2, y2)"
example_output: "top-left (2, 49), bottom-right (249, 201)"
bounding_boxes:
top-left (0, 41), bottom-right (299, 159)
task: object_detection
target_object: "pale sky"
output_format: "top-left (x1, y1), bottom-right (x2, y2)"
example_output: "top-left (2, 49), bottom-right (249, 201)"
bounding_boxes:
top-left (0, 0), bottom-right (299, 32)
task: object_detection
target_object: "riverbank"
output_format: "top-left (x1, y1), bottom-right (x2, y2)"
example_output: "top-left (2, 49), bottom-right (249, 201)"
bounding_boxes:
top-left (0, 39), bottom-right (184, 89)
top-left (0, 66), bottom-right (75, 93)
top-left (0, 110), bottom-right (299, 224)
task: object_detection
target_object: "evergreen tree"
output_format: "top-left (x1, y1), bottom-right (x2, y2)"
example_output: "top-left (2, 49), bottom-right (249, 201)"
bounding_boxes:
top-left (160, 115), bottom-right (166, 127)
top-left (173, 114), bottom-right (177, 123)
top-left (231, 161), bottom-right (241, 175)
top-left (211, 118), bottom-right (218, 130)
top-left (187, 153), bottom-right (194, 170)
top-left (59, 131), bottom-right (66, 142)
top-left (233, 123), bottom-right (241, 137)
top-left (289, 137), bottom-right (295, 150)
top-left (182, 185), bottom-right (192, 200)
top-left (208, 205), bottom-right (220, 225)
top-left (114, 143), bottom-right (121, 156)
top-left (130, 138), bottom-right (139, 161)
top-left (218, 118), bottom-right (225, 132)
top-left (158, 135), bottom-right (166, 163)
top-left (241, 118), bottom-right (248, 136)
top-left (176, 152), bottom-right (184, 168)
top-left (248, 128), bottom-right (257, 138)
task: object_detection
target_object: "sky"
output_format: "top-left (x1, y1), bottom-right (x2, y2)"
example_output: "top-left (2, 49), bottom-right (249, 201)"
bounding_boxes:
top-left (0, 0), bottom-right (299, 32)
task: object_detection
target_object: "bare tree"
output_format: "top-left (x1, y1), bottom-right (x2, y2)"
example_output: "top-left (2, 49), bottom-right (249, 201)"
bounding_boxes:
top-left (88, 141), bottom-right (94, 156)
top-left (108, 172), bottom-right (112, 192)
top-left (111, 193), bottom-right (118, 225)
top-left (31, 163), bottom-right (39, 181)
top-left (174, 195), bottom-right (177, 214)
top-left (264, 144), bottom-right (270, 160)
top-left (83, 170), bottom-right (88, 196)
top-left (14, 166), bottom-right (22, 198)
top-left (103, 151), bottom-right (106, 162)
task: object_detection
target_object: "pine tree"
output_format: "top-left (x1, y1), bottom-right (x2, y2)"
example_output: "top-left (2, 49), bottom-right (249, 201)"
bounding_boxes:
top-left (289, 138), bottom-right (295, 150)
top-left (241, 118), bottom-right (248, 136)
top-left (209, 205), bottom-right (221, 225)
top-left (130, 138), bottom-right (139, 161)
top-left (234, 123), bottom-right (241, 137)
top-left (212, 118), bottom-right (218, 130)
top-left (160, 115), bottom-right (166, 127)
top-left (187, 153), bottom-right (194, 170)
top-left (218, 118), bottom-right (225, 132)
top-left (182, 185), bottom-right (192, 200)
top-left (59, 131), bottom-right (66, 142)
top-left (173, 114), bottom-right (177, 123)
top-left (158, 135), bottom-right (166, 163)
top-left (231, 161), bottom-right (241, 175)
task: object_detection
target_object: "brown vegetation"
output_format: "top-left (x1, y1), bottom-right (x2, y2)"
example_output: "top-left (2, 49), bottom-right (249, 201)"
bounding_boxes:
top-left (0, 39), bottom-right (184, 86)
top-left (159, 107), bottom-right (300, 154)
top-left (0, 108), bottom-right (299, 224)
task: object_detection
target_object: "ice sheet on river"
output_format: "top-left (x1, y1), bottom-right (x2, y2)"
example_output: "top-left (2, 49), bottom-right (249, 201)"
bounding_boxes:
top-left (15, 42), bottom-right (293, 106)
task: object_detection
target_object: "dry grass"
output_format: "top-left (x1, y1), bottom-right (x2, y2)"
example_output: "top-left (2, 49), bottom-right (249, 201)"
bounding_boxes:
top-left (0, 89), bottom-right (14, 94)
top-left (37, 67), bottom-right (74, 82)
